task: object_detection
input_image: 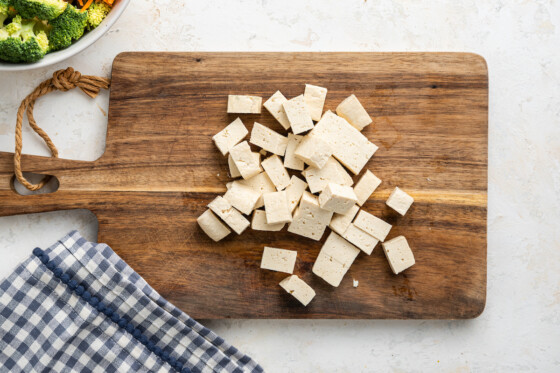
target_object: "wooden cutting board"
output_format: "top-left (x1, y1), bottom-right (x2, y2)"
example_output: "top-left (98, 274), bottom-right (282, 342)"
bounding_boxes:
top-left (0, 52), bottom-right (488, 319)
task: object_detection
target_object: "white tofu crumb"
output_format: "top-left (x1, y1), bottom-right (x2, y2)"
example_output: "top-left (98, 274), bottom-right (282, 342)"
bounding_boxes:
top-left (302, 157), bottom-right (353, 194)
top-left (260, 247), bottom-right (297, 274)
top-left (212, 118), bottom-right (248, 156)
top-left (250, 122), bottom-right (289, 156)
top-left (227, 95), bottom-right (262, 114)
top-left (312, 111), bottom-right (378, 174)
top-left (259, 149), bottom-right (267, 156)
top-left (353, 210), bottom-right (392, 242)
top-left (264, 191), bottom-right (293, 224)
top-left (382, 236), bottom-right (415, 274)
top-left (318, 183), bottom-right (358, 214)
top-left (197, 209), bottom-right (231, 242)
top-left (329, 204), bottom-right (360, 236)
top-left (285, 175), bottom-right (308, 213)
top-left (283, 95), bottom-right (314, 135)
top-left (208, 196), bottom-right (250, 235)
top-left (353, 170), bottom-right (382, 206)
top-left (386, 187), bottom-right (414, 216)
top-left (251, 209), bottom-right (285, 231)
top-left (304, 84), bottom-right (328, 121)
top-left (284, 133), bottom-right (305, 171)
top-left (223, 181), bottom-right (261, 215)
top-left (226, 181), bottom-right (233, 190)
top-left (237, 172), bottom-right (276, 209)
top-left (263, 91), bottom-right (291, 130)
top-left (279, 275), bottom-right (316, 306)
top-left (335, 94), bottom-right (372, 130)
top-left (261, 155), bottom-right (291, 191)
top-left (343, 223), bottom-right (379, 255)
top-left (229, 141), bottom-right (262, 180)
top-left (288, 191), bottom-right (333, 241)
top-left (227, 154), bottom-right (241, 178)
top-left (294, 133), bottom-right (333, 169)
top-left (353, 279), bottom-right (359, 288)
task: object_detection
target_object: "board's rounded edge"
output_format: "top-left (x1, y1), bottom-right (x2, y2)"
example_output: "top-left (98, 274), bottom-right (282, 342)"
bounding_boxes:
top-left (465, 52), bottom-right (489, 78)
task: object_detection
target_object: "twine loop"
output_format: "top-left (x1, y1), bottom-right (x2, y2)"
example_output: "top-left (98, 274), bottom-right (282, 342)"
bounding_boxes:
top-left (14, 67), bottom-right (111, 191)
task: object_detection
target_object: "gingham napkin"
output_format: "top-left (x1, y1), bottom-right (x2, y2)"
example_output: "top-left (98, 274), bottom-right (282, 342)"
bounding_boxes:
top-left (0, 231), bottom-right (263, 373)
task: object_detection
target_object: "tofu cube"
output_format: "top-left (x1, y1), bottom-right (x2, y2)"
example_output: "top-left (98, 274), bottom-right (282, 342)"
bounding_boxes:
top-left (354, 170), bottom-right (382, 206)
top-left (283, 95), bottom-right (314, 134)
top-left (285, 175), bottom-right (308, 212)
top-left (279, 275), bottom-right (316, 306)
top-left (386, 187), bottom-right (414, 216)
top-left (227, 154), bottom-right (241, 178)
top-left (320, 231), bottom-right (361, 267)
top-left (353, 210), bottom-right (392, 242)
top-left (208, 196), bottom-right (250, 235)
top-left (251, 209), bottom-right (285, 231)
top-left (284, 133), bottom-right (305, 171)
top-left (261, 155), bottom-right (291, 191)
top-left (288, 191), bottom-right (333, 241)
top-left (229, 141), bottom-right (262, 180)
top-left (224, 181), bottom-right (261, 215)
top-left (263, 91), bottom-right (291, 130)
top-left (312, 252), bottom-right (348, 287)
top-left (302, 157), bottom-right (353, 194)
top-left (197, 209), bottom-right (231, 242)
top-left (342, 223), bottom-right (379, 255)
top-left (304, 84), bottom-right (328, 121)
top-left (250, 122), bottom-right (289, 156)
top-left (335, 94), bottom-right (373, 130)
top-left (212, 118), bottom-right (248, 156)
top-left (227, 95), bottom-right (262, 114)
top-left (237, 172), bottom-right (276, 209)
top-left (294, 134), bottom-right (333, 169)
top-left (318, 183), bottom-right (358, 214)
top-left (329, 204), bottom-right (360, 236)
top-left (312, 111), bottom-right (378, 174)
top-left (260, 247), bottom-right (297, 274)
top-left (312, 232), bottom-right (360, 287)
top-left (382, 236), bottom-right (415, 274)
top-left (264, 191), bottom-right (292, 224)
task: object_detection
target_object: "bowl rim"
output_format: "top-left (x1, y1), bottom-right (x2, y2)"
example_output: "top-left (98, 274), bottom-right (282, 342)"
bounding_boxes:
top-left (0, 0), bottom-right (131, 72)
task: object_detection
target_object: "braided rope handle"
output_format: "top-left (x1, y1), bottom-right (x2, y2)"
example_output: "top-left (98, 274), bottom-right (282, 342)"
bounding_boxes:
top-left (14, 67), bottom-right (111, 191)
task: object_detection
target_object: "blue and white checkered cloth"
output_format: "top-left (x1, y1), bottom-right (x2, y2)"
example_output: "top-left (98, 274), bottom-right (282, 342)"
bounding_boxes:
top-left (0, 231), bottom-right (263, 373)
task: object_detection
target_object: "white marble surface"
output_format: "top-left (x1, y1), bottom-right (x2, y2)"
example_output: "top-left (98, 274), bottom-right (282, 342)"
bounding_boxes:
top-left (1, 1), bottom-right (559, 371)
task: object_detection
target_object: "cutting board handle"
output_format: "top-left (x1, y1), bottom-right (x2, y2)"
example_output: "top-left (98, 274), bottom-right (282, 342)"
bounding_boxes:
top-left (0, 151), bottom-right (96, 217)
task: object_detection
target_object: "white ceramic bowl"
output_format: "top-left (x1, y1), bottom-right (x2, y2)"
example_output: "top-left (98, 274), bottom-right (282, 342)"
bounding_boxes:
top-left (0, 0), bottom-right (130, 71)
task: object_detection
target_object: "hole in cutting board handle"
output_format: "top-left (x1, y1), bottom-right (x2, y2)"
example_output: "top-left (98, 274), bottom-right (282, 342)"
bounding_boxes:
top-left (11, 173), bottom-right (60, 196)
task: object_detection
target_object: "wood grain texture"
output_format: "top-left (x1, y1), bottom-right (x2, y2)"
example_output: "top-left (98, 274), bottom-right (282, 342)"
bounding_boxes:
top-left (0, 52), bottom-right (488, 319)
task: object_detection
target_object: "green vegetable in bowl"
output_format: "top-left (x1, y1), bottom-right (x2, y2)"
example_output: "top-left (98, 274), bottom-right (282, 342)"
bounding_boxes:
top-left (0, 0), bottom-right (114, 63)
top-left (1, 0), bottom-right (11, 25)
top-left (12, 0), bottom-right (67, 21)
top-left (48, 4), bottom-right (86, 51)
top-left (0, 15), bottom-right (49, 62)
top-left (86, 2), bottom-right (110, 30)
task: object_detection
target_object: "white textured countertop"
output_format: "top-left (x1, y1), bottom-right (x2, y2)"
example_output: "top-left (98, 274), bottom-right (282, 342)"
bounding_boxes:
top-left (1, 1), bottom-right (559, 371)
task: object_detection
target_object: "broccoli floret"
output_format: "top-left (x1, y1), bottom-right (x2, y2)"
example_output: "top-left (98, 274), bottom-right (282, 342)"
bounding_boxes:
top-left (48, 4), bottom-right (86, 51)
top-left (0, 15), bottom-right (49, 63)
top-left (87, 2), bottom-right (110, 30)
top-left (1, 0), bottom-right (10, 25)
top-left (12, 0), bottom-right (67, 21)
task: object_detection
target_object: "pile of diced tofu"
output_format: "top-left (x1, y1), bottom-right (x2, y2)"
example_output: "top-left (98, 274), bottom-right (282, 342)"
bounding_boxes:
top-left (197, 87), bottom-right (416, 307)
